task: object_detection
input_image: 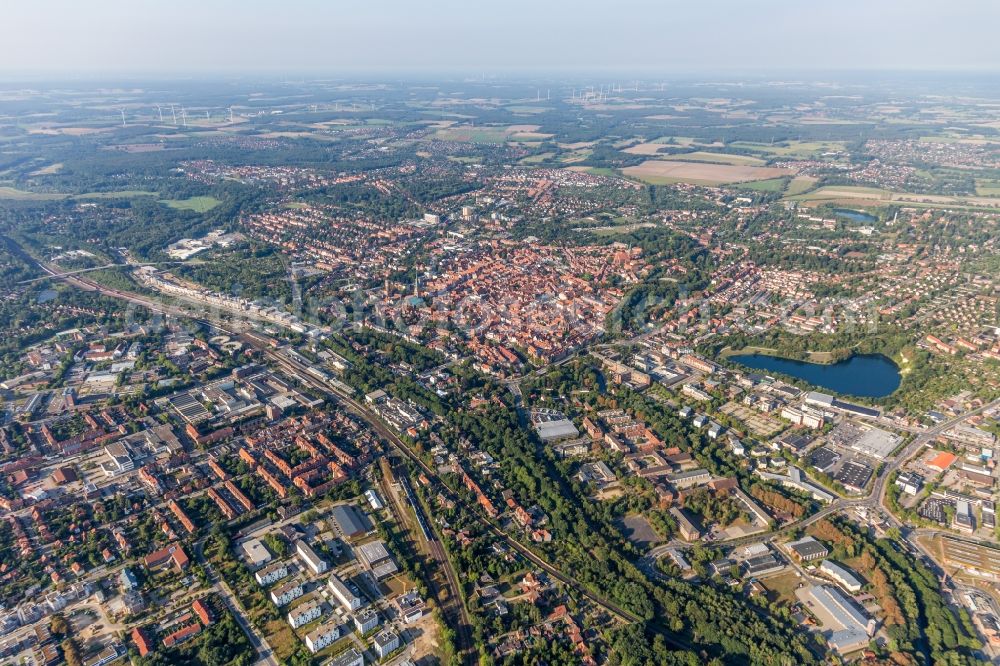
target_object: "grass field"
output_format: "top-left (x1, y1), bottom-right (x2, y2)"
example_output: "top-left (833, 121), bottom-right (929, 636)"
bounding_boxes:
top-left (505, 105), bottom-right (550, 114)
top-left (433, 124), bottom-right (551, 144)
top-left (919, 134), bottom-right (1000, 146)
top-left (77, 190), bottom-right (157, 200)
top-left (509, 132), bottom-right (553, 142)
top-left (0, 186), bottom-right (66, 200)
top-left (787, 185), bottom-right (1000, 210)
top-left (623, 142), bottom-right (671, 155)
top-left (651, 136), bottom-right (724, 147)
top-left (759, 570), bottom-right (805, 606)
top-left (622, 160), bottom-right (793, 186)
top-left (786, 185), bottom-right (891, 206)
top-left (29, 163), bottom-right (63, 176)
top-left (662, 151), bottom-right (766, 166)
top-left (160, 196), bottom-right (222, 212)
top-left (735, 177), bottom-right (788, 192)
top-left (563, 166), bottom-right (620, 178)
top-left (0, 187), bottom-right (161, 202)
top-left (785, 175), bottom-right (819, 196)
top-left (729, 140), bottom-right (846, 158)
top-left (559, 148), bottom-right (594, 164)
top-left (976, 179), bottom-right (1000, 196)
top-left (520, 152), bottom-right (556, 164)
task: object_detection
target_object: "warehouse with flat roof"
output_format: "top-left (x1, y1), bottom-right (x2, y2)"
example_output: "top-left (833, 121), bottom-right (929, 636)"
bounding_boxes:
top-left (330, 504), bottom-right (372, 539)
top-left (819, 560), bottom-right (863, 593)
top-left (799, 585), bottom-right (875, 655)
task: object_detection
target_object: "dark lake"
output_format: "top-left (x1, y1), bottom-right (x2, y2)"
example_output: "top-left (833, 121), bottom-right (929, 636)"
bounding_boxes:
top-left (833, 208), bottom-right (878, 223)
top-left (728, 353), bottom-right (901, 398)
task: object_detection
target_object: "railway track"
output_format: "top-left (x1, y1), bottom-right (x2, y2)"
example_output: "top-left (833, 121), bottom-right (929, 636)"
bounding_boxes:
top-left (25, 245), bottom-right (694, 651)
top-left (377, 459), bottom-right (476, 665)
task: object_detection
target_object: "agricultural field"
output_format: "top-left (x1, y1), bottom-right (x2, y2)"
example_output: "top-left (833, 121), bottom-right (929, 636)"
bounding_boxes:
top-left (788, 184), bottom-right (1000, 210)
top-left (559, 148), bottom-right (594, 163)
top-left (28, 163), bottom-right (63, 175)
top-left (975, 179), bottom-right (1000, 196)
top-left (432, 123), bottom-right (551, 143)
top-left (623, 142), bottom-right (673, 155)
top-left (735, 177), bottom-right (789, 192)
top-left (520, 152), bottom-right (556, 164)
top-left (662, 151), bottom-right (767, 166)
top-left (0, 186), bottom-right (66, 201)
top-left (785, 175), bottom-right (819, 195)
top-left (622, 159), bottom-right (794, 185)
top-left (77, 190), bottom-right (158, 200)
top-left (728, 140), bottom-right (847, 158)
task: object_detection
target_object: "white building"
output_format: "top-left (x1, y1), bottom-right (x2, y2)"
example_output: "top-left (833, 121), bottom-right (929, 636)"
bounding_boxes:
top-left (242, 539), bottom-right (273, 569)
top-left (364, 489), bottom-right (384, 511)
top-left (819, 560), bottom-right (864, 593)
top-left (372, 629), bottom-right (400, 659)
top-left (353, 606), bottom-right (379, 633)
top-left (296, 540), bottom-right (329, 575)
top-left (394, 591), bottom-right (426, 623)
top-left (288, 598), bottom-right (323, 629)
top-left (305, 619), bottom-right (341, 653)
top-left (328, 574), bottom-right (363, 611)
top-left (743, 542), bottom-right (770, 559)
top-left (103, 443), bottom-right (134, 477)
top-left (255, 561), bottom-right (289, 586)
top-left (894, 471), bottom-right (923, 496)
top-left (801, 585), bottom-right (875, 655)
top-left (328, 648), bottom-right (364, 666)
top-left (270, 581), bottom-right (304, 607)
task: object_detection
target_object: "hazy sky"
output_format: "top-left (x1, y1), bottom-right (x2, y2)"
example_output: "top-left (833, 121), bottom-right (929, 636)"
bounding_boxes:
top-left (1, 0), bottom-right (998, 76)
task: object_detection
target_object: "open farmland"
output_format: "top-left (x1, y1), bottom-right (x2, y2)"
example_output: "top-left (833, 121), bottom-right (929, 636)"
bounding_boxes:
top-left (622, 159), bottom-right (794, 185)
top-left (433, 123), bottom-right (551, 143)
top-left (661, 151), bottom-right (767, 166)
top-left (736, 177), bottom-right (789, 192)
top-left (788, 184), bottom-right (1000, 210)
top-left (976, 179), bottom-right (1000, 196)
top-left (623, 142), bottom-right (673, 155)
top-left (729, 140), bottom-right (847, 158)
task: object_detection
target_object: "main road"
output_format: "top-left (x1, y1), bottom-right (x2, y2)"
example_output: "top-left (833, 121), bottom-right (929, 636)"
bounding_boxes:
top-left (30, 251), bottom-right (699, 650)
top-left (646, 397), bottom-right (1000, 561)
top-left (24, 239), bottom-right (1000, 656)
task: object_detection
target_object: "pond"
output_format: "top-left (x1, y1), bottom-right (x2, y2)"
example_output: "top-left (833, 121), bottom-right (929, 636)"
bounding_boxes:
top-left (833, 208), bottom-right (878, 223)
top-left (727, 353), bottom-right (901, 398)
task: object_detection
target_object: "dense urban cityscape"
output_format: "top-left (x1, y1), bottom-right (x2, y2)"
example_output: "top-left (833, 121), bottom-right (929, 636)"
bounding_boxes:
top-left (1, 3), bottom-right (1000, 665)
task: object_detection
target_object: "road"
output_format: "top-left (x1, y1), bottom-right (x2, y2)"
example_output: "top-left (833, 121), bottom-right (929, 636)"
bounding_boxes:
top-left (874, 399), bottom-right (1000, 523)
top-left (267, 346), bottom-right (704, 649)
top-left (194, 539), bottom-right (279, 666)
top-left (378, 457), bottom-right (476, 666)
top-left (268, 348), bottom-right (665, 627)
top-left (18, 248), bottom-right (480, 663)
top-left (20, 235), bottom-right (1000, 657)
top-left (644, 397), bottom-right (1000, 562)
